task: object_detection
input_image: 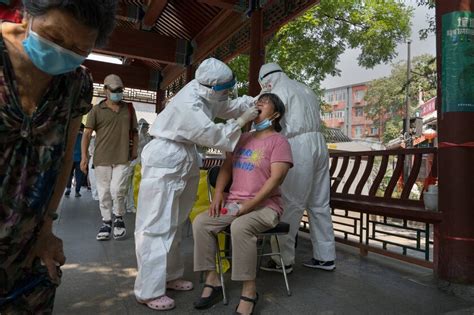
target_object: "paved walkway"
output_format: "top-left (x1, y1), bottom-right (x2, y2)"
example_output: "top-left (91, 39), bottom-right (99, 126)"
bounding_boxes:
top-left (53, 189), bottom-right (474, 314)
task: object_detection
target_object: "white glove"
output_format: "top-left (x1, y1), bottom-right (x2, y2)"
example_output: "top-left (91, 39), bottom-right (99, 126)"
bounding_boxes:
top-left (236, 106), bottom-right (259, 127)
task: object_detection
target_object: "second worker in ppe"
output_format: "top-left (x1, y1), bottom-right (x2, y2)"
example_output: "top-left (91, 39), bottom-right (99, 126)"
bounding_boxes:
top-left (256, 63), bottom-right (337, 274)
top-left (134, 58), bottom-right (258, 311)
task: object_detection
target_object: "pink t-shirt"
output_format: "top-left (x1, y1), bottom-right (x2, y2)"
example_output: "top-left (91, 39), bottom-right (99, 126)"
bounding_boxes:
top-left (226, 132), bottom-right (293, 215)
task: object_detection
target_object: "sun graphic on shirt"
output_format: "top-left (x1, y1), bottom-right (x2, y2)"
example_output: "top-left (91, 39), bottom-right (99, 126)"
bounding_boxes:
top-left (248, 149), bottom-right (264, 167)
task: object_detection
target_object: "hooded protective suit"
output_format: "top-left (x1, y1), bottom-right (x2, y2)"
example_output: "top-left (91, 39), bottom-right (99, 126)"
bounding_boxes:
top-left (259, 63), bottom-right (336, 265)
top-left (134, 58), bottom-right (256, 300)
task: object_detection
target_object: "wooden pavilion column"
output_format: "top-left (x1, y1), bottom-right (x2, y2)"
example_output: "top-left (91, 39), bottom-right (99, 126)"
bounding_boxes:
top-left (155, 89), bottom-right (165, 114)
top-left (435, 0), bottom-right (474, 283)
top-left (248, 3), bottom-right (265, 96)
top-left (185, 64), bottom-right (195, 83)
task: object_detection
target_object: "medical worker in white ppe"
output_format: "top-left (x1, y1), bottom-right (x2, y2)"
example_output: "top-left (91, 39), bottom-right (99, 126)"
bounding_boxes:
top-left (257, 63), bottom-right (336, 274)
top-left (134, 58), bottom-right (258, 311)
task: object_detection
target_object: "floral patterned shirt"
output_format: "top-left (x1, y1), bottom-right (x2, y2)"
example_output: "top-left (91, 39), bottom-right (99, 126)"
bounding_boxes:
top-left (0, 34), bottom-right (92, 294)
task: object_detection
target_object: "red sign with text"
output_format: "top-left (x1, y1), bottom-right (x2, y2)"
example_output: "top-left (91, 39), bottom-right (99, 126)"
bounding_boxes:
top-left (420, 97), bottom-right (436, 117)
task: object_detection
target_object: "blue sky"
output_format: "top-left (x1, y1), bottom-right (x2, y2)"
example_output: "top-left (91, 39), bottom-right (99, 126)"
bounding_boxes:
top-left (321, 3), bottom-right (436, 89)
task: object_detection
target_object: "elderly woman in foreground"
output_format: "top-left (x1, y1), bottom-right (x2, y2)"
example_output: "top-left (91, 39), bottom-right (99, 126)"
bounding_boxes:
top-left (0, 0), bottom-right (117, 313)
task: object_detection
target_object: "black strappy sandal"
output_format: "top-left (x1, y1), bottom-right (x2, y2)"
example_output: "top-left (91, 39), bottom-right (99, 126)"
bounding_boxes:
top-left (193, 284), bottom-right (223, 310)
top-left (234, 292), bottom-right (259, 315)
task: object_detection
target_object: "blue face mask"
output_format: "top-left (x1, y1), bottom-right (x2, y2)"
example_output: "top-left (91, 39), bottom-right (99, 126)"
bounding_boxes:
top-left (110, 92), bottom-right (123, 103)
top-left (254, 112), bottom-right (280, 132)
top-left (22, 20), bottom-right (86, 75)
top-left (254, 119), bottom-right (272, 131)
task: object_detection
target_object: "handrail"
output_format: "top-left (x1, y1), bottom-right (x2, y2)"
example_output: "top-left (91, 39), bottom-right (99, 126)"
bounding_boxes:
top-left (330, 147), bottom-right (437, 157)
top-left (326, 147), bottom-right (440, 268)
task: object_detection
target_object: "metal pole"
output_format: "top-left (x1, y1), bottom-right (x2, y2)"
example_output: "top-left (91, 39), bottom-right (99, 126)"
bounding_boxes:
top-left (404, 39), bottom-right (412, 143)
top-left (403, 40), bottom-right (412, 184)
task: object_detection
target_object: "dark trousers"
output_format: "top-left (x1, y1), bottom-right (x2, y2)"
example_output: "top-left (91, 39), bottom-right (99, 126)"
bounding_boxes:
top-left (66, 161), bottom-right (84, 193)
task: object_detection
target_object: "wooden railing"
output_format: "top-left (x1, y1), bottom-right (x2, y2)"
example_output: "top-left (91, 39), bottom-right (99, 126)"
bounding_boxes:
top-left (321, 148), bottom-right (440, 268)
top-left (202, 157), bottom-right (225, 170)
top-left (203, 147), bottom-right (442, 269)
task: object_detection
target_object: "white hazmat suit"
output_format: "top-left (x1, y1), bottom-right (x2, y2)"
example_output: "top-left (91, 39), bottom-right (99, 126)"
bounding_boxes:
top-left (134, 58), bottom-right (257, 300)
top-left (259, 63), bottom-right (336, 266)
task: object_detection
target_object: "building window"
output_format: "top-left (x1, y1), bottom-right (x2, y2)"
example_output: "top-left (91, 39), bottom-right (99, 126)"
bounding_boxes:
top-left (355, 90), bottom-right (365, 102)
top-left (355, 126), bottom-right (363, 137)
top-left (335, 90), bottom-right (346, 102)
top-left (355, 108), bottom-right (364, 117)
top-left (334, 111), bottom-right (344, 119)
top-left (371, 127), bottom-right (379, 135)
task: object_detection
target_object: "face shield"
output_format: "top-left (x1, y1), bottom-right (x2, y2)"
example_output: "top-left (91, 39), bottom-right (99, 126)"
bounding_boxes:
top-left (212, 77), bottom-right (237, 98)
top-left (138, 119), bottom-right (150, 137)
top-left (204, 77), bottom-right (238, 107)
top-left (228, 81), bottom-right (239, 100)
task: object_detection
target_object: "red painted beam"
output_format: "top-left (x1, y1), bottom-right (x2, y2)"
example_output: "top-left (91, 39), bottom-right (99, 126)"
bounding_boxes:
top-left (94, 27), bottom-right (178, 64)
top-left (143, 0), bottom-right (168, 28)
top-left (84, 60), bottom-right (152, 90)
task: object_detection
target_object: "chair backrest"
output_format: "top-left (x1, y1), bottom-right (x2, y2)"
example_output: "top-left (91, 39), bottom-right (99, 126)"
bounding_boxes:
top-left (206, 165), bottom-right (232, 202)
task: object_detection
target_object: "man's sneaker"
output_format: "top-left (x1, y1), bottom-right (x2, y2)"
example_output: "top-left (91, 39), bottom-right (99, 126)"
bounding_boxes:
top-left (96, 221), bottom-right (112, 241)
top-left (113, 216), bottom-right (126, 240)
top-left (64, 189), bottom-right (71, 197)
top-left (302, 258), bottom-right (336, 271)
top-left (75, 192), bottom-right (81, 197)
top-left (260, 259), bottom-right (293, 274)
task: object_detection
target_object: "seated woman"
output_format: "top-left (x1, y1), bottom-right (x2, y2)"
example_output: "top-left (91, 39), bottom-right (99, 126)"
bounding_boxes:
top-left (193, 93), bottom-right (293, 315)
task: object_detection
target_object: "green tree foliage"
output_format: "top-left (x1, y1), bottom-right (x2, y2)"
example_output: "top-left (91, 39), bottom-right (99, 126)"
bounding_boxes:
top-left (364, 54), bottom-right (437, 143)
top-left (229, 0), bottom-right (413, 94)
top-left (417, 0), bottom-right (436, 40)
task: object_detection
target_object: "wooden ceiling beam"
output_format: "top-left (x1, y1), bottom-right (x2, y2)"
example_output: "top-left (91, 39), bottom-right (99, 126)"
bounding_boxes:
top-left (197, 0), bottom-right (322, 64)
top-left (160, 10), bottom-right (246, 88)
top-left (192, 10), bottom-right (245, 62)
top-left (197, 0), bottom-right (238, 10)
top-left (143, 0), bottom-right (168, 28)
top-left (94, 27), bottom-right (178, 64)
top-left (160, 0), bottom-right (321, 90)
top-left (84, 60), bottom-right (153, 91)
top-left (160, 64), bottom-right (186, 90)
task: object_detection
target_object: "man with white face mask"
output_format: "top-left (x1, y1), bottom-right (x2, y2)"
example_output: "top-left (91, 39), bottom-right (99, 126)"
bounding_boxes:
top-left (257, 63), bottom-right (336, 274)
top-left (81, 74), bottom-right (138, 241)
top-left (134, 58), bottom-right (258, 310)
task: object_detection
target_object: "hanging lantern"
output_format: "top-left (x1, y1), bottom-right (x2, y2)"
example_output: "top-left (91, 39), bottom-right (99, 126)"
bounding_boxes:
top-left (423, 128), bottom-right (437, 143)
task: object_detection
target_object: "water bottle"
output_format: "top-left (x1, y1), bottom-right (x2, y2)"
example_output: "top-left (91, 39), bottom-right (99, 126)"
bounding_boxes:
top-left (221, 202), bottom-right (240, 216)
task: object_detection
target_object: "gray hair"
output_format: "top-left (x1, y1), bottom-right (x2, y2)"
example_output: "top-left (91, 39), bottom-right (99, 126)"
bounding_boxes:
top-left (22, 0), bottom-right (118, 47)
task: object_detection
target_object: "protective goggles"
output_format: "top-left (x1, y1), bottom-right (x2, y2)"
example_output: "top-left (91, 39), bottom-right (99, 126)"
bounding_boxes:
top-left (210, 77), bottom-right (236, 91)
